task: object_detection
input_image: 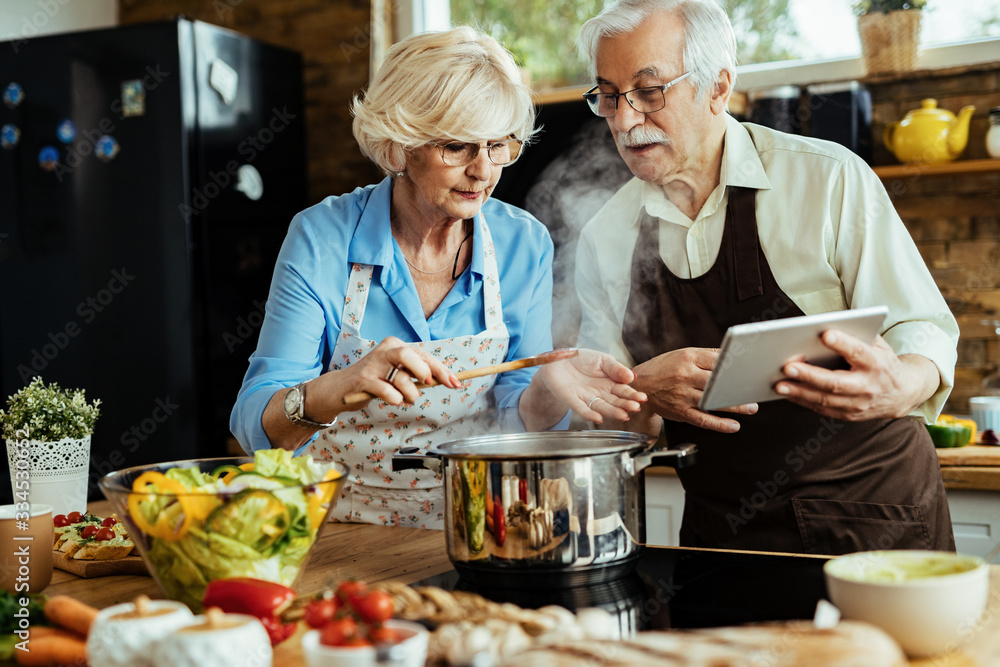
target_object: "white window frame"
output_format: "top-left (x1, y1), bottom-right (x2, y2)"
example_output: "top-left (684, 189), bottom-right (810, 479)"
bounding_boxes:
top-left (394, 0), bottom-right (1000, 93)
top-left (736, 37), bottom-right (1000, 92)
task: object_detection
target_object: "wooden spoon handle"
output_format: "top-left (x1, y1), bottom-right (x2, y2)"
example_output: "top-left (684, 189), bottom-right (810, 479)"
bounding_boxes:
top-left (341, 348), bottom-right (579, 405)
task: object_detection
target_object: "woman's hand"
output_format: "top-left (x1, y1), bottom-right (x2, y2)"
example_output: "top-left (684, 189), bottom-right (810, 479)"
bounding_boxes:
top-left (329, 337), bottom-right (461, 411)
top-left (262, 337), bottom-right (460, 450)
top-left (519, 349), bottom-right (647, 431)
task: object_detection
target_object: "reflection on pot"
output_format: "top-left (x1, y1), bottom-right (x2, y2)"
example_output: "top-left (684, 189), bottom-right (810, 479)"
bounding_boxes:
top-left (459, 460), bottom-right (487, 554)
top-left (457, 571), bottom-right (650, 638)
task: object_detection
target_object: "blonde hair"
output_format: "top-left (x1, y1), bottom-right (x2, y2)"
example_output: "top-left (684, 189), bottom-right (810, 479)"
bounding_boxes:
top-left (352, 26), bottom-right (538, 175)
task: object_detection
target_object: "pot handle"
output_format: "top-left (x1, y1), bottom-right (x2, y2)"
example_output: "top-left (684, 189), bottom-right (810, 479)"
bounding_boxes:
top-left (391, 447), bottom-right (442, 473)
top-left (632, 443), bottom-right (697, 471)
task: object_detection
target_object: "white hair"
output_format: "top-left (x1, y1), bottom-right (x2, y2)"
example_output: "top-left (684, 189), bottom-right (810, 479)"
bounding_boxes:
top-left (352, 26), bottom-right (538, 175)
top-left (578, 0), bottom-right (737, 99)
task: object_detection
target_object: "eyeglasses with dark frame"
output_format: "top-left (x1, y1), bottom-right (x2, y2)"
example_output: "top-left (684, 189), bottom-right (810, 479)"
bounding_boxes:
top-left (583, 71), bottom-right (693, 117)
top-left (431, 138), bottom-right (524, 167)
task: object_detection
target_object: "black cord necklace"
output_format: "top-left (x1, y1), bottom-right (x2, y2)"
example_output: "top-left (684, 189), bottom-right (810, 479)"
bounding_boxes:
top-left (451, 222), bottom-right (474, 280)
top-left (399, 220), bottom-right (473, 281)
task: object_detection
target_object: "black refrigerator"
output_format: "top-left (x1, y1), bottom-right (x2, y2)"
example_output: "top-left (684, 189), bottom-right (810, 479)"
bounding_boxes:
top-left (0, 19), bottom-right (307, 502)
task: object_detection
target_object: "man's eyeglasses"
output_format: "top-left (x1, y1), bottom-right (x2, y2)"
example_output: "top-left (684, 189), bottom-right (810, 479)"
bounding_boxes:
top-left (583, 71), bottom-right (692, 118)
top-left (432, 138), bottom-right (523, 167)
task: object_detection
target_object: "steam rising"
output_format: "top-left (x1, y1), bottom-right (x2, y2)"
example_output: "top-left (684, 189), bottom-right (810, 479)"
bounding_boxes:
top-left (523, 119), bottom-right (633, 347)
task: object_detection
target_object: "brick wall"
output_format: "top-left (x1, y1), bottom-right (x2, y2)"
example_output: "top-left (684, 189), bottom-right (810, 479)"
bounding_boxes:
top-left (118, 0), bottom-right (382, 204)
top-left (867, 63), bottom-right (1000, 413)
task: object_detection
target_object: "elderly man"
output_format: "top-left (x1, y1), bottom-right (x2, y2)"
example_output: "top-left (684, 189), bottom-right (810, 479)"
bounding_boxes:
top-left (575, 0), bottom-right (959, 554)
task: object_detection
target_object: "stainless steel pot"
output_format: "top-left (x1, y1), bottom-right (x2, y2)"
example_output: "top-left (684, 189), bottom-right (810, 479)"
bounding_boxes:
top-left (392, 431), bottom-right (696, 587)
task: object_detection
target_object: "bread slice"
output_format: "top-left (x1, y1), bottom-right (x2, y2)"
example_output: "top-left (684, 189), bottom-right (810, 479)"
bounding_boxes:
top-left (54, 516), bottom-right (135, 560)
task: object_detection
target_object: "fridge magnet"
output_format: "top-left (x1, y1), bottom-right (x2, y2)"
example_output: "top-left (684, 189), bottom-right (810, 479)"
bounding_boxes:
top-left (3, 82), bottom-right (24, 108)
top-left (1, 124), bottom-right (19, 149)
top-left (209, 59), bottom-right (239, 105)
top-left (121, 79), bottom-right (145, 117)
top-left (57, 120), bottom-right (76, 143)
top-left (38, 146), bottom-right (60, 172)
top-left (235, 164), bottom-right (263, 201)
top-left (95, 135), bottom-right (120, 162)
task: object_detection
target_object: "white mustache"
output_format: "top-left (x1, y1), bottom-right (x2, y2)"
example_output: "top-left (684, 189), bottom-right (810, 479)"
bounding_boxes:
top-left (616, 126), bottom-right (671, 149)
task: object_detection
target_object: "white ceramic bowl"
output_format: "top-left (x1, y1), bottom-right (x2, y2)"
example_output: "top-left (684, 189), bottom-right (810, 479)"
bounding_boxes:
top-left (824, 550), bottom-right (989, 657)
top-left (151, 612), bottom-right (272, 667)
top-left (302, 620), bottom-right (429, 667)
top-left (87, 599), bottom-right (195, 667)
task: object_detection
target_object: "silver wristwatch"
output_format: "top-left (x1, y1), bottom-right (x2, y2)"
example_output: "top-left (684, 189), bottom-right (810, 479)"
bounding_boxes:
top-left (282, 382), bottom-right (337, 429)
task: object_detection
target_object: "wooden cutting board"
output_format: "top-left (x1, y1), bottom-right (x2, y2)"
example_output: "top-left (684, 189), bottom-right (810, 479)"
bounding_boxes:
top-left (936, 444), bottom-right (1000, 467)
top-left (51, 552), bottom-right (148, 578)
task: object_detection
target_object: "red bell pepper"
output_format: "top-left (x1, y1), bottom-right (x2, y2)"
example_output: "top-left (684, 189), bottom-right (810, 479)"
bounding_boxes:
top-left (202, 577), bottom-right (297, 646)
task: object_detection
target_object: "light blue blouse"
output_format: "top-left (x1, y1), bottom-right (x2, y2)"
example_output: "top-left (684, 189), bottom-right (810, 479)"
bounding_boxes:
top-left (231, 176), bottom-right (567, 453)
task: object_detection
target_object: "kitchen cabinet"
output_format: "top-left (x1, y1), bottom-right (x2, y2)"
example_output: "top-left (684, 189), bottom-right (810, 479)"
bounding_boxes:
top-left (643, 469), bottom-right (685, 547)
top-left (645, 461), bottom-right (1000, 558)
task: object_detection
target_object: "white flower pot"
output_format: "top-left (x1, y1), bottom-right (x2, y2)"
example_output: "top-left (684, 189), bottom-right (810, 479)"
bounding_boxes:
top-left (6, 435), bottom-right (91, 516)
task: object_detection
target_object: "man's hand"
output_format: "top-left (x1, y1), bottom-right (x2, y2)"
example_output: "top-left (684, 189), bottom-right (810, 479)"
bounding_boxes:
top-left (631, 347), bottom-right (757, 433)
top-left (774, 330), bottom-right (938, 421)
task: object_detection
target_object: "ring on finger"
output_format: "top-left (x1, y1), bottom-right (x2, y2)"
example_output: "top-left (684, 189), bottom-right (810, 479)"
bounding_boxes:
top-left (587, 396), bottom-right (601, 410)
top-left (385, 365), bottom-right (401, 383)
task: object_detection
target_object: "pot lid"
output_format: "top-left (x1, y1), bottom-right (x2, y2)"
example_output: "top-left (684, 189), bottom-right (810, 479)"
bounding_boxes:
top-left (429, 430), bottom-right (653, 460)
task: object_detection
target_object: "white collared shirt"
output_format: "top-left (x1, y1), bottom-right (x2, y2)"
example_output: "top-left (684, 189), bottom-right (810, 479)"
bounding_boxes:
top-left (575, 114), bottom-right (958, 422)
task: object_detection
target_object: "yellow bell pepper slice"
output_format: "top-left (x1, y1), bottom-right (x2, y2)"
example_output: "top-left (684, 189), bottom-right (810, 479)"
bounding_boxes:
top-left (307, 468), bottom-right (343, 531)
top-left (127, 471), bottom-right (197, 541)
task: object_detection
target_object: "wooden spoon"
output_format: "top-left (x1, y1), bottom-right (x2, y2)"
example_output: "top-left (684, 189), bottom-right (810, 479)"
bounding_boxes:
top-left (341, 348), bottom-right (579, 405)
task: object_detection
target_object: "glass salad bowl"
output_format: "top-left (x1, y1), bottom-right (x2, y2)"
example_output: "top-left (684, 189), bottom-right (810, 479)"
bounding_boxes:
top-left (98, 450), bottom-right (347, 611)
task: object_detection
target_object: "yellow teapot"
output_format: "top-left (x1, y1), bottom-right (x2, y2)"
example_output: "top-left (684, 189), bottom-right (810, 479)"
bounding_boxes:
top-left (883, 99), bottom-right (975, 164)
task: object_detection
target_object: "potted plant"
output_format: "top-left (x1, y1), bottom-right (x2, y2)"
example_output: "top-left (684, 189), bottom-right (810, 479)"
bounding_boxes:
top-left (854, 0), bottom-right (927, 76)
top-left (2, 377), bottom-right (101, 515)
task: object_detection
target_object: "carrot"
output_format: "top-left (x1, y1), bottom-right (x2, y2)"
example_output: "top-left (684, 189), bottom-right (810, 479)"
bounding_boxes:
top-left (27, 626), bottom-right (82, 642)
top-left (43, 595), bottom-right (98, 636)
top-left (14, 633), bottom-right (87, 666)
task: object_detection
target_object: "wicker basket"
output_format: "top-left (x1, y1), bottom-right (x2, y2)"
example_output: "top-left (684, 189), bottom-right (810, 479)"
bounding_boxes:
top-left (857, 9), bottom-right (922, 75)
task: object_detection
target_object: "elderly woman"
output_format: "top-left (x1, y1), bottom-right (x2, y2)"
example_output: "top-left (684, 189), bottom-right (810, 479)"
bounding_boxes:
top-left (230, 27), bottom-right (645, 529)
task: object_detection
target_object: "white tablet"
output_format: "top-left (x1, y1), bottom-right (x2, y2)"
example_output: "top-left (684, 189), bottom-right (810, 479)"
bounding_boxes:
top-left (698, 306), bottom-right (889, 412)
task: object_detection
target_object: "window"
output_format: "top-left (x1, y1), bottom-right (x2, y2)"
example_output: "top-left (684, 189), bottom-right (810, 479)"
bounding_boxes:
top-left (435, 0), bottom-right (1000, 89)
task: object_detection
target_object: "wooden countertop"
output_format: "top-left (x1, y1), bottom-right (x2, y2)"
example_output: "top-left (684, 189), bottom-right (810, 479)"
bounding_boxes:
top-left (649, 445), bottom-right (1000, 491)
top-left (35, 502), bottom-right (1000, 666)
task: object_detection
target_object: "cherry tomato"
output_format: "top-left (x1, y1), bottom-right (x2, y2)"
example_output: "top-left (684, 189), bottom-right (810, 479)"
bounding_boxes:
top-left (368, 625), bottom-right (401, 645)
top-left (100, 517), bottom-right (118, 527)
top-left (335, 580), bottom-right (367, 604)
top-left (80, 525), bottom-right (99, 539)
top-left (304, 596), bottom-right (340, 629)
top-left (53, 515), bottom-right (70, 528)
top-left (350, 590), bottom-right (394, 625)
top-left (67, 511), bottom-right (84, 524)
top-left (319, 616), bottom-right (359, 647)
top-left (95, 527), bottom-right (115, 541)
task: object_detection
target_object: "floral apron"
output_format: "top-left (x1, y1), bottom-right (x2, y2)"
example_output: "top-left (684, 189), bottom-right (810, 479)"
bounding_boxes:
top-left (306, 216), bottom-right (509, 529)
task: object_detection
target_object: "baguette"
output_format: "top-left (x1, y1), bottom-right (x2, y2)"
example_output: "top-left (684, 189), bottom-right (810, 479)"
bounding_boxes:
top-left (502, 620), bottom-right (907, 666)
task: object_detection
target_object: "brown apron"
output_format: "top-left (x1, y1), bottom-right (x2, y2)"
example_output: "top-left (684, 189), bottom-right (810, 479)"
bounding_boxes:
top-left (622, 186), bottom-right (955, 555)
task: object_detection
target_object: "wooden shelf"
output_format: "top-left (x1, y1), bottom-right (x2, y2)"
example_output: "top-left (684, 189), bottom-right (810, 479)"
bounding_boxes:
top-left (873, 158), bottom-right (1000, 179)
top-left (532, 85), bottom-right (589, 105)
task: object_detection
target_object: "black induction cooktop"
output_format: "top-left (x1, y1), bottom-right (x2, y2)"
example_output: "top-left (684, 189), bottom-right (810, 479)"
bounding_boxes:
top-left (417, 547), bottom-right (830, 634)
